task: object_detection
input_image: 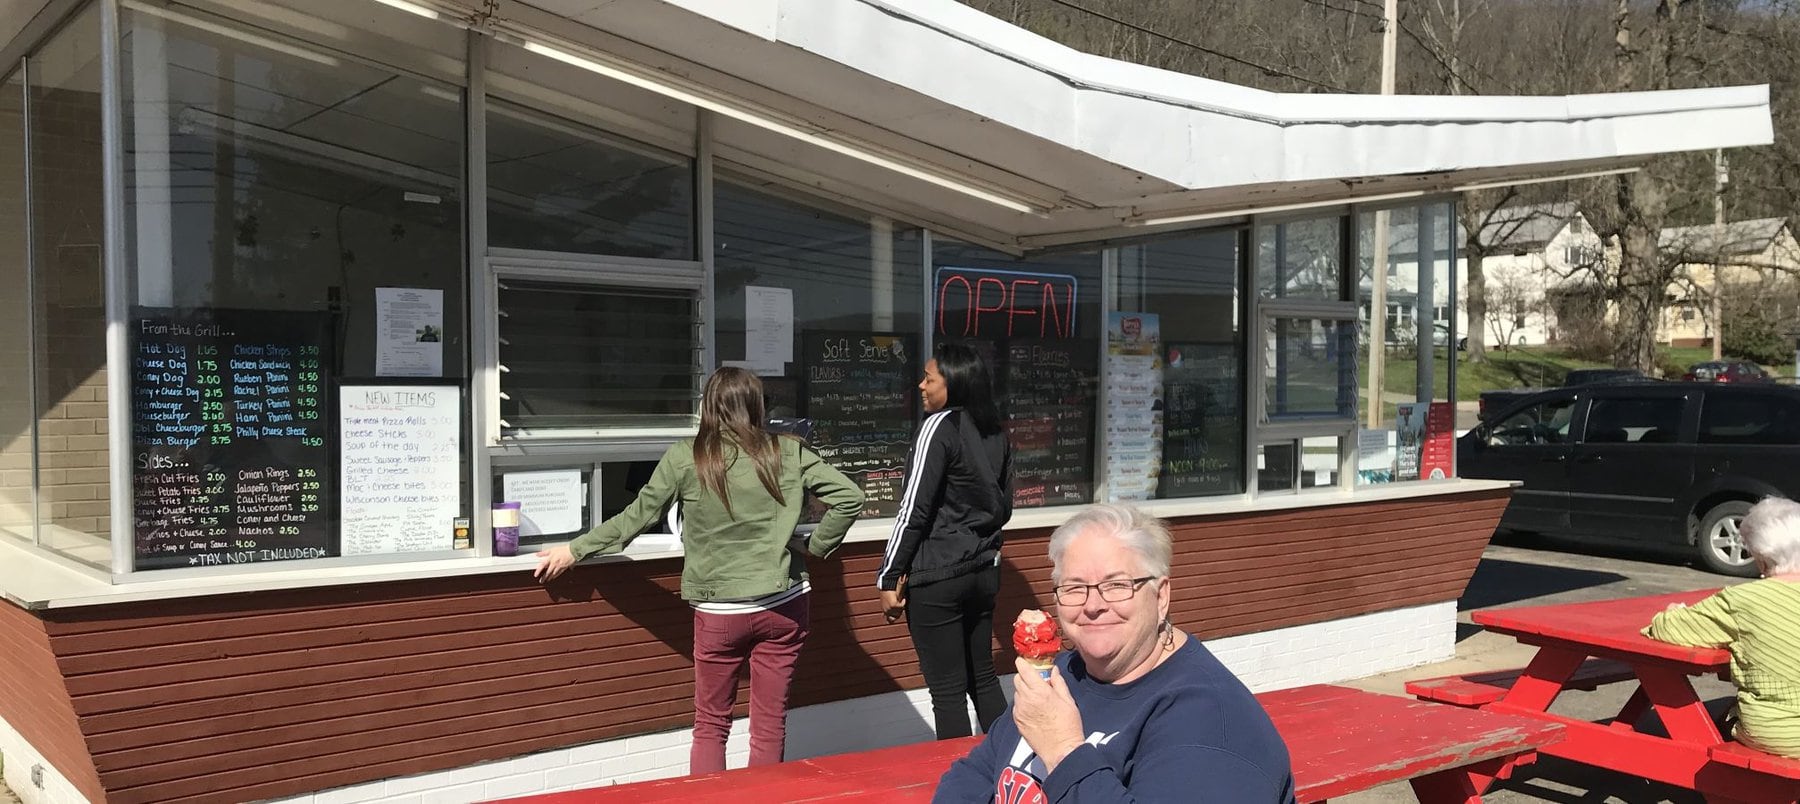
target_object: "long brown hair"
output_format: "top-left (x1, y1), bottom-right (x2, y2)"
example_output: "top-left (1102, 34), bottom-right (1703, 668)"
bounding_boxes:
top-left (693, 367), bottom-right (785, 517)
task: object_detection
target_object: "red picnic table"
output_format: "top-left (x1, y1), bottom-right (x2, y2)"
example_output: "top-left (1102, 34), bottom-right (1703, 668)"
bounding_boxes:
top-left (500, 683), bottom-right (1563, 803)
top-left (1408, 589), bottom-right (1800, 803)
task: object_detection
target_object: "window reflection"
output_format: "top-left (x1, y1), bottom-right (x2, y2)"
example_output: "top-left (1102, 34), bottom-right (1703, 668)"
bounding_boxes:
top-left (31, 5), bottom-right (110, 562)
top-left (486, 98), bottom-right (693, 259)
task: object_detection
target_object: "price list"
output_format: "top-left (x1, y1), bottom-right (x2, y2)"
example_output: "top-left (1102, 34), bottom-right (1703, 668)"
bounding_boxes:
top-left (802, 332), bottom-right (917, 518)
top-left (1000, 339), bottom-right (1095, 509)
top-left (131, 308), bottom-right (335, 569)
top-left (1158, 343), bottom-right (1242, 497)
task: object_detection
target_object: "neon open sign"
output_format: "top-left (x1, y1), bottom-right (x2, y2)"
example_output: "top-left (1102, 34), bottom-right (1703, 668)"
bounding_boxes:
top-left (934, 267), bottom-right (1078, 339)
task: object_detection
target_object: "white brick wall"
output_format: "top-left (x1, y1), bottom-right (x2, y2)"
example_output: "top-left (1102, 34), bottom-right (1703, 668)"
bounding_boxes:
top-left (0, 601), bottom-right (1453, 804)
top-left (0, 713), bottom-right (88, 804)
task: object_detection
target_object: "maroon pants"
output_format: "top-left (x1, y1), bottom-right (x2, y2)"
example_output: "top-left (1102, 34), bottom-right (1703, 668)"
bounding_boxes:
top-left (689, 593), bottom-right (810, 774)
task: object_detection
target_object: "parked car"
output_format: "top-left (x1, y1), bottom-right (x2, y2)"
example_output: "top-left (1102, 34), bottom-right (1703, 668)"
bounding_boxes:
top-left (1458, 382), bottom-right (1800, 577)
top-left (1475, 368), bottom-right (1651, 421)
top-left (1684, 360), bottom-right (1772, 383)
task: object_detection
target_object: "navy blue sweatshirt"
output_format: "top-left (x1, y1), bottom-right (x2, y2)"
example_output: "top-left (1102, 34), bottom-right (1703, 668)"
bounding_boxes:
top-left (933, 635), bottom-right (1296, 803)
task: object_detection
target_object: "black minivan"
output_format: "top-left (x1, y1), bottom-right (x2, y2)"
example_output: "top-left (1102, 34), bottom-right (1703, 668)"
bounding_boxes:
top-left (1457, 382), bottom-right (1800, 576)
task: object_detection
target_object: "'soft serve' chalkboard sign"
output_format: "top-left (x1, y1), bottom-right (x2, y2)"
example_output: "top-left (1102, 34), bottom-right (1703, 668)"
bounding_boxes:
top-left (131, 308), bottom-right (335, 569)
top-left (802, 332), bottom-right (917, 518)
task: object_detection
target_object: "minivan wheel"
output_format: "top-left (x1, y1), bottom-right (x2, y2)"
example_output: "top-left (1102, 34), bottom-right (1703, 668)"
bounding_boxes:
top-left (1696, 501), bottom-right (1758, 577)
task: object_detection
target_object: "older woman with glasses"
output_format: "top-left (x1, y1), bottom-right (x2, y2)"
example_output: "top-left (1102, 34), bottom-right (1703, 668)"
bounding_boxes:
top-left (932, 503), bottom-right (1296, 803)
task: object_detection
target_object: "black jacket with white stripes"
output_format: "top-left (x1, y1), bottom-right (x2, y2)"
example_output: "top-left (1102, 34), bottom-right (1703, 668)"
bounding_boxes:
top-left (877, 408), bottom-right (1013, 591)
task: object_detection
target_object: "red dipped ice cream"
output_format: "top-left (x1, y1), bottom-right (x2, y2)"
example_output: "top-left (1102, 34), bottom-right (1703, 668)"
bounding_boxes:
top-left (1013, 609), bottom-right (1060, 675)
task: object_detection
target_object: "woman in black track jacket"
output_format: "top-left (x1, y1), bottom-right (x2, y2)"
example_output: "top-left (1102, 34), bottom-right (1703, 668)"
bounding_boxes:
top-left (877, 341), bottom-right (1013, 739)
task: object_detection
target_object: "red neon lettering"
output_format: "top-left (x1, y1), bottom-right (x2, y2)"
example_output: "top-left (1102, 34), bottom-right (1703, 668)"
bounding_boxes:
top-left (938, 275), bottom-right (974, 336)
top-left (974, 277), bottom-right (1007, 337)
top-left (1041, 282), bottom-right (1064, 338)
top-left (1007, 279), bottom-right (1040, 338)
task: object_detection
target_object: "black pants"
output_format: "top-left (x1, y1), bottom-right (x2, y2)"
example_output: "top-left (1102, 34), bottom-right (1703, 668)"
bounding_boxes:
top-left (905, 563), bottom-right (1007, 739)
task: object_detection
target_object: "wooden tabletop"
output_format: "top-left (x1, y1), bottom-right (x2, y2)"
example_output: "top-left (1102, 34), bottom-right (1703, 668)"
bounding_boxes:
top-left (1471, 589), bottom-right (1730, 667)
top-left (1262, 684), bottom-right (1564, 801)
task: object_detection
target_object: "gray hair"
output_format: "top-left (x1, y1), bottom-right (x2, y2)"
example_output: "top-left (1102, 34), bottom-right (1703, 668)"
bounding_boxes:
top-left (1048, 503), bottom-right (1172, 583)
top-left (1743, 497), bottom-right (1800, 576)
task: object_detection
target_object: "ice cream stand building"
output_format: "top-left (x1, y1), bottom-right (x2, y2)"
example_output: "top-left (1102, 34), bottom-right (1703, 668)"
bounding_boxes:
top-left (0, 0), bottom-right (1771, 801)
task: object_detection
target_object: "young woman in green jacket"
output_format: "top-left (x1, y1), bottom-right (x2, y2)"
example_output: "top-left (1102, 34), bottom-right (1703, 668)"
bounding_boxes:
top-left (534, 367), bottom-right (865, 774)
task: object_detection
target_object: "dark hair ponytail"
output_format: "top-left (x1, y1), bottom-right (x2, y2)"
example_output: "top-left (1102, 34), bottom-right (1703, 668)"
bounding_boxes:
top-left (934, 342), bottom-right (1003, 436)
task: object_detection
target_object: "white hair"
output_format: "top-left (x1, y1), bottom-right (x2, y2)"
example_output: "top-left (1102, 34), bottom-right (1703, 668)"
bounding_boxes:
top-left (1743, 497), bottom-right (1800, 576)
top-left (1048, 503), bottom-right (1172, 583)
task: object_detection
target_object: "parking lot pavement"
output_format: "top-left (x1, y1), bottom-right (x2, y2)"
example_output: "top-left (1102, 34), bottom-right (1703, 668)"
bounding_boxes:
top-left (1334, 539), bottom-right (1741, 803)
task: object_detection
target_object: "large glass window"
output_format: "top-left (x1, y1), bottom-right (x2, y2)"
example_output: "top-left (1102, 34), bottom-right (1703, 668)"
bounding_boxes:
top-left (31, 5), bottom-right (109, 565)
top-left (1353, 201), bottom-right (1459, 486)
top-left (121, 4), bottom-right (469, 569)
top-left (1253, 213), bottom-right (1357, 493)
top-left (486, 98), bottom-right (693, 259)
top-left (1113, 230), bottom-right (1245, 500)
top-left (714, 174), bottom-right (924, 518)
top-left (0, 68), bottom-right (29, 545)
top-left (1256, 218), bottom-right (1342, 299)
top-left (934, 240), bottom-right (1101, 509)
top-left (1264, 317), bottom-right (1358, 420)
top-left (495, 278), bottom-right (700, 433)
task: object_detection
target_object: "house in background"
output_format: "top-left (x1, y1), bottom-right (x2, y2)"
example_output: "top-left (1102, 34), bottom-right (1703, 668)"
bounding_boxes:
top-left (1657, 217), bottom-right (1800, 347)
top-left (1365, 202), bottom-right (1603, 350)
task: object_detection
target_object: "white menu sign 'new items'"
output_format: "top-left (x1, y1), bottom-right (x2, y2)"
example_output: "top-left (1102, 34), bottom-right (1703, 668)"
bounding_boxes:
top-left (340, 385), bottom-right (462, 555)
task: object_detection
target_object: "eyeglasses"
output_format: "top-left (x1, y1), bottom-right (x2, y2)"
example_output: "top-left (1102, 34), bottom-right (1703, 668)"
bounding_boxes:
top-left (1053, 576), bottom-right (1157, 606)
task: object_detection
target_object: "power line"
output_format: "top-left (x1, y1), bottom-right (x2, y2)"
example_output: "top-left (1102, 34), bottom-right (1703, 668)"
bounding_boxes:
top-left (1034, 0), bottom-right (1352, 92)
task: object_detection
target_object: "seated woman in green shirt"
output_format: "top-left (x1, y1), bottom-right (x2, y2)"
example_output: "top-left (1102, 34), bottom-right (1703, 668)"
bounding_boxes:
top-left (1645, 497), bottom-right (1800, 757)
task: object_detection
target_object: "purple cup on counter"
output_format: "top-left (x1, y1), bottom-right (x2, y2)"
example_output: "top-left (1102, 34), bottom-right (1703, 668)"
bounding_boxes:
top-left (492, 501), bottom-right (521, 557)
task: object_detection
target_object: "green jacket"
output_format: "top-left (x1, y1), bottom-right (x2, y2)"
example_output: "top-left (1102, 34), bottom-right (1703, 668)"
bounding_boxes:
top-left (567, 437), bottom-right (864, 602)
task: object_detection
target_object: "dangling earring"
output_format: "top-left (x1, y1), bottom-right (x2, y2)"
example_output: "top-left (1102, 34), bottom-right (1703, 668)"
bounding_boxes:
top-left (1160, 618), bottom-right (1175, 651)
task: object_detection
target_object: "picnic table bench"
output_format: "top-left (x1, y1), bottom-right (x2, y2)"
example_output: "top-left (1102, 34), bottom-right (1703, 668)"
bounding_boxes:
top-left (499, 683), bottom-right (1562, 803)
top-left (1406, 590), bottom-right (1800, 804)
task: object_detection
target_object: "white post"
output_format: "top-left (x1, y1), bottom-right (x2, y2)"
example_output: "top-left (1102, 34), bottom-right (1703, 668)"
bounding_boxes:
top-left (130, 12), bottom-right (174, 307)
top-left (1365, 0), bottom-right (1397, 428)
top-left (1711, 149), bottom-right (1727, 361)
top-left (871, 215), bottom-right (894, 330)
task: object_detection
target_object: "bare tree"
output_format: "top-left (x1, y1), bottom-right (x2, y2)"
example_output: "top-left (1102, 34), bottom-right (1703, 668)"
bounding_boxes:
top-left (1483, 268), bottom-right (1539, 355)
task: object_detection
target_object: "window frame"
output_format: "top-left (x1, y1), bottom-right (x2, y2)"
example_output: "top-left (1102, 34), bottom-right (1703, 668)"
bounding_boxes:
top-left (1249, 210), bottom-right (1359, 496)
top-left (483, 249), bottom-right (705, 446)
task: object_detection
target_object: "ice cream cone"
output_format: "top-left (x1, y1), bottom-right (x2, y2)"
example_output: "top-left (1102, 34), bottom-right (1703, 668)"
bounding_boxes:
top-left (1024, 655), bottom-right (1056, 679)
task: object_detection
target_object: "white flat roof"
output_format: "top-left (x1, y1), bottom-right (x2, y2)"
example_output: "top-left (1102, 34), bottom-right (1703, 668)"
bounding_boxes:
top-left (5, 0), bottom-right (1771, 249)
top-left (504, 0), bottom-right (1769, 248)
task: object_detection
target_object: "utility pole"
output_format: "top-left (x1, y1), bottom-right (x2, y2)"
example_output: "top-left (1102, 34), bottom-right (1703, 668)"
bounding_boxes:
top-left (1366, 0), bottom-right (1397, 428)
top-left (1711, 148), bottom-right (1728, 361)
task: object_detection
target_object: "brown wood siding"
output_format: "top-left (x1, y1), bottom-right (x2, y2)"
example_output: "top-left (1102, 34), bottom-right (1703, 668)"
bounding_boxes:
top-left (0, 600), bottom-right (104, 802)
top-left (24, 488), bottom-right (1504, 803)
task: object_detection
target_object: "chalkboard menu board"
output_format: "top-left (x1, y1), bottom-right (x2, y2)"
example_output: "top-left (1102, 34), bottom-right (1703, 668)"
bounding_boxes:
top-left (1159, 343), bottom-right (1242, 498)
top-left (998, 338), bottom-right (1096, 509)
top-left (803, 332), bottom-right (917, 518)
top-left (131, 308), bottom-right (334, 569)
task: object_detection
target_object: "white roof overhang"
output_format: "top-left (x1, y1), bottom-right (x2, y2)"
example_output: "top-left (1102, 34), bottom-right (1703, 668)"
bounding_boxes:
top-left (322, 0), bottom-right (1782, 251)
